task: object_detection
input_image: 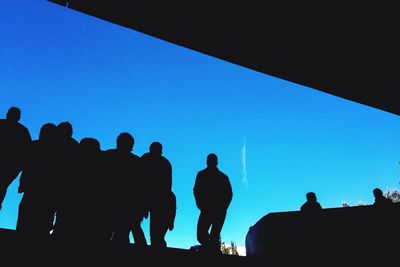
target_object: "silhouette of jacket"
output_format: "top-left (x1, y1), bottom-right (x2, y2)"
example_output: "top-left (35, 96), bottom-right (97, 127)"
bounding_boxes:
top-left (0, 117), bottom-right (31, 208)
top-left (194, 166), bottom-right (232, 212)
top-left (0, 118), bottom-right (31, 166)
top-left (300, 192), bottom-right (323, 216)
top-left (51, 125), bottom-right (81, 241)
top-left (167, 191), bottom-right (176, 231)
top-left (300, 200), bottom-right (322, 212)
top-left (141, 149), bottom-right (173, 247)
top-left (193, 159), bottom-right (233, 254)
top-left (16, 123), bottom-right (57, 239)
top-left (54, 137), bottom-right (108, 243)
top-left (103, 148), bottom-right (146, 244)
top-left (141, 152), bottom-right (172, 206)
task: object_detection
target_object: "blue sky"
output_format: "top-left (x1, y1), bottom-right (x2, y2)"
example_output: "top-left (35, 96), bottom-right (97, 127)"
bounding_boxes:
top-left (1, 1), bottom-right (400, 252)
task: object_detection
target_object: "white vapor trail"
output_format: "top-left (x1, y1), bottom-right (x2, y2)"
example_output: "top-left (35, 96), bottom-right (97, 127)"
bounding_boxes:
top-left (241, 141), bottom-right (248, 189)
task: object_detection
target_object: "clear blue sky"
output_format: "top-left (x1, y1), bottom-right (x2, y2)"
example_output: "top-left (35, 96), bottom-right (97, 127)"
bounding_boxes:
top-left (1, 0), bottom-right (400, 252)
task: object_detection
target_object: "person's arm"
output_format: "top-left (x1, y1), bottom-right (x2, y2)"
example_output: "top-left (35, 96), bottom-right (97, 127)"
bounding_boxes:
top-left (168, 192), bottom-right (176, 230)
top-left (167, 160), bottom-right (172, 192)
top-left (193, 172), bottom-right (203, 210)
top-left (224, 174), bottom-right (233, 209)
top-left (18, 141), bottom-right (33, 193)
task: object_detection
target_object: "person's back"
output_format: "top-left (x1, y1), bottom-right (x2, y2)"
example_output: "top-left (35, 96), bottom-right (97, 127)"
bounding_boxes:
top-left (51, 122), bottom-right (81, 241)
top-left (373, 188), bottom-right (393, 208)
top-left (16, 123), bottom-right (57, 239)
top-left (0, 107), bottom-right (31, 159)
top-left (62, 137), bottom-right (104, 243)
top-left (0, 107), bottom-right (32, 210)
top-left (103, 133), bottom-right (146, 245)
top-left (141, 142), bottom-right (173, 247)
top-left (194, 159), bottom-right (232, 213)
top-left (104, 148), bottom-right (140, 207)
top-left (193, 153), bottom-right (233, 254)
top-left (300, 192), bottom-right (322, 213)
top-left (141, 150), bottom-right (172, 204)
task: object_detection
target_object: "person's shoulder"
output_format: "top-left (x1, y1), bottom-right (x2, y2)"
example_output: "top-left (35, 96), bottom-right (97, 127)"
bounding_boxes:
top-left (197, 168), bottom-right (208, 174)
top-left (18, 121), bottom-right (29, 130)
top-left (195, 169), bottom-right (207, 179)
top-left (162, 155), bottom-right (172, 165)
top-left (300, 203), bottom-right (307, 211)
top-left (141, 152), bottom-right (150, 159)
top-left (13, 121), bottom-right (30, 134)
top-left (104, 148), bottom-right (117, 154)
top-left (314, 202), bottom-right (323, 210)
top-left (130, 153), bottom-right (140, 160)
top-left (218, 169), bottom-right (229, 179)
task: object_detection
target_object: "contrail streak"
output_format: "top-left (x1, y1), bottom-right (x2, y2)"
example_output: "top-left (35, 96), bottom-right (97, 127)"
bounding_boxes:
top-left (241, 140), bottom-right (248, 189)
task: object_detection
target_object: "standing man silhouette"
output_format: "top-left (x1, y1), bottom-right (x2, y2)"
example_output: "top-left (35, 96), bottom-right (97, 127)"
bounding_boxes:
top-left (104, 133), bottom-right (147, 245)
top-left (0, 107), bottom-right (32, 210)
top-left (16, 123), bottom-right (58, 240)
top-left (194, 153), bottom-right (233, 253)
top-left (141, 141), bottom-right (174, 248)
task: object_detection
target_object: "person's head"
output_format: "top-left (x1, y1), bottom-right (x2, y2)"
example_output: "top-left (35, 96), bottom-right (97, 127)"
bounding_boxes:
top-left (6, 107), bottom-right (21, 122)
top-left (373, 188), bottom-right (383, 198)
top-left (39, 123), bottom-right (57, 142)
top-left (206, 153), bottom-right (218, 168)
top-left (116, 132), bottom-right (134, 152)
top-left (80, 137), bottom-right (101, 153)
top-left (306, 192), bottom-right (317, 202)
top-left (57, 121), bottom-right (73, 138)
top-left (149, 142), bottom-right (162, 156)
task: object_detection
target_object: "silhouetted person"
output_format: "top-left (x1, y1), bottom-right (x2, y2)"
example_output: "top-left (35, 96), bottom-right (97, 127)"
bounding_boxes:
top-left (0, 107), bottom-right (32, 210)
top-left (55, 137), bottom-right (106, 243)
top-left (373, 188), bottom-right (393, 208)
top-left (300, 192), bottom-right (322, 213)
top-left (141, 142), bottom-right (173, 248)
top-left (194, 153), bottom-right (233, 254)
top-left (104, 133), bottom-right (147, 246)
top-left (51, 121), bottom-right (81, 241)
top-left (16, 123), bottom-right (58, 240)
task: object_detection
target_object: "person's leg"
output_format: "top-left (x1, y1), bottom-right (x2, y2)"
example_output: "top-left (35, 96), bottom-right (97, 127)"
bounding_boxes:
top-left (131, 219), bottom-right (147, 246)
top-left (197, 211), bottom-right (212, 246)
top-left (150, 209), bottom-right (164, 247)
top-left (159, 219), bottom-right (169, 247)
top-left (16, 194), bottom-right (29, 232)
top-left (209, 210), bottom-right (227, 252)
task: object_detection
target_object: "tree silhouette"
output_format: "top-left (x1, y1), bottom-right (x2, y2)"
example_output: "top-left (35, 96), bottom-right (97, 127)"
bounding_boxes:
top-left (220, 241), bottom-right (239, 255)
top-left (384, 189), bottom-right (400, 203)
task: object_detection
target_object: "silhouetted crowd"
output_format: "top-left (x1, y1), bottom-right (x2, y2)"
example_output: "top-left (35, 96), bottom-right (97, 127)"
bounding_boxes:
top-left (0, 107), bottom-right (233, 254)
